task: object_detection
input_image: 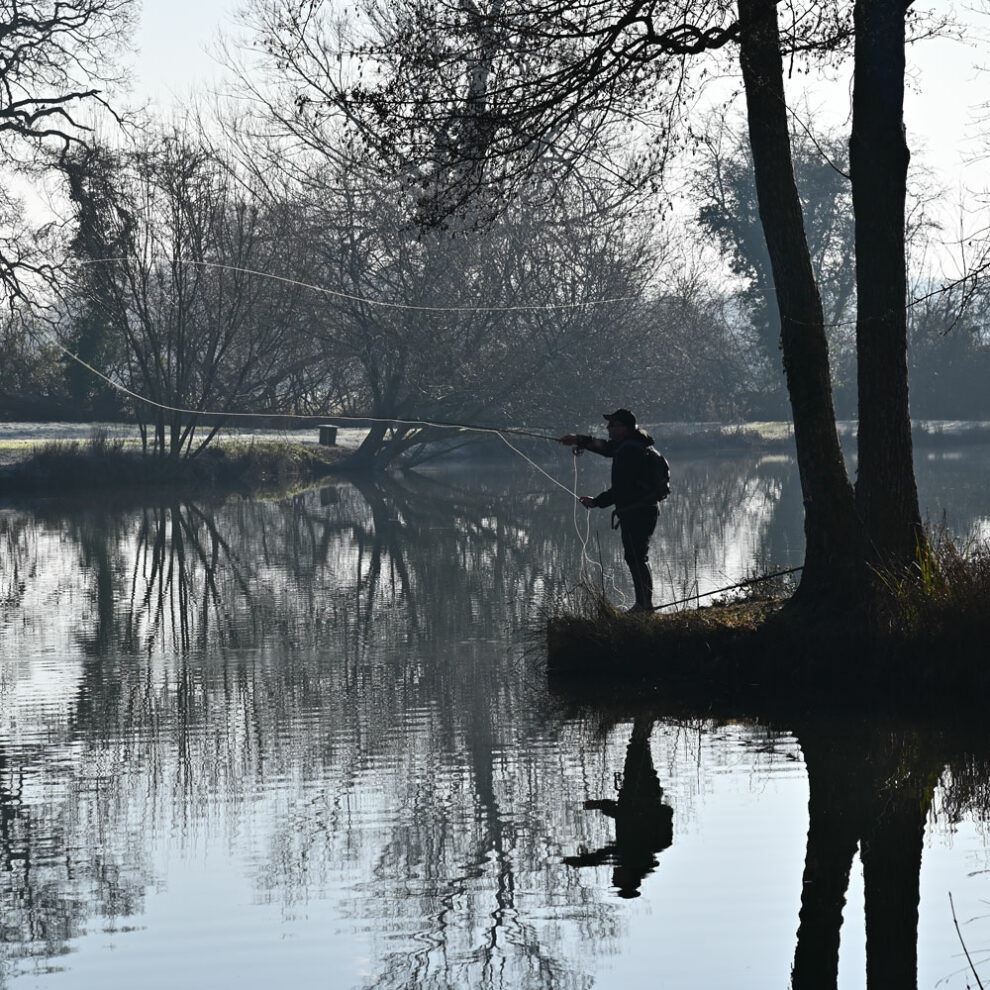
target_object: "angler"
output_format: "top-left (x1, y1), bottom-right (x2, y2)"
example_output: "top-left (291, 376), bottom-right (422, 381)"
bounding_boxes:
top-left (559, 409), bottom-right (670, 613)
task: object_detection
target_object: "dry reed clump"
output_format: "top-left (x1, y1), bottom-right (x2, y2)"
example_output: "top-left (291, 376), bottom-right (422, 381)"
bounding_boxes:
top-left (876, 533), bottom-right (990, 649)
top-left (30, 433), bottom-right (135, 488)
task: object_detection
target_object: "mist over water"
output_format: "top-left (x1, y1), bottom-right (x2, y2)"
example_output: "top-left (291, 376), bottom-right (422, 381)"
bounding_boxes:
top-left (2, 441), bottom-right (990, 989)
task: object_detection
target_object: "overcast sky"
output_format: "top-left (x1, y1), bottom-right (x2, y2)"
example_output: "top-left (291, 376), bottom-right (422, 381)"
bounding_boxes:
top-left (130, 0), bottom-right (987, 261)
top-left (130, 0), bottom-right (241, 110)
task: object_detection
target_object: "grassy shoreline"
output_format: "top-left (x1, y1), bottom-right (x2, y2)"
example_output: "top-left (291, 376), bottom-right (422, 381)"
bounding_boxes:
top-left (0, 438), bottom-right (350, 498)
top-left (546, 538), bottom-right (990, 708)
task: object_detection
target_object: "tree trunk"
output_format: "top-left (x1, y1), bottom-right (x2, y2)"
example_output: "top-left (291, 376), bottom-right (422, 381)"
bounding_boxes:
top-left (792, 728), bottom-right (861, 989)
top-left (347, 419), bottom-right (391, 473)
top-left (737, 0), bottom-right (858, 605)
top-left (850, 0), bottom-right (922, 574)
top-left (861, 784), bottom-right (927, 990)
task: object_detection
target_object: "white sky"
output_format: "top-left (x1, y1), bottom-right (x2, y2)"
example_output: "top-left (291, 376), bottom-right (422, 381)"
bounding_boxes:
top-left (129, 0), bottom-right (242, 111)
top-left (124, 0), bottom-right (987, 276)
top-left (129, 0), bottom-right (987, 171)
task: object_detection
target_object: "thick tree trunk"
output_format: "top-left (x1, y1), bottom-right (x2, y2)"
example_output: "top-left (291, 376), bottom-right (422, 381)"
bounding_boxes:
top-left (792, 728), bottom-right (861, 989)
top-left (737, 0), bottom-right (858, 604)
top-left (861, 785), bottom-right (927, 990)
top-left (850, 0), bottom-right (922, 573)
top-left (347, 419), bottom-right (391, 473)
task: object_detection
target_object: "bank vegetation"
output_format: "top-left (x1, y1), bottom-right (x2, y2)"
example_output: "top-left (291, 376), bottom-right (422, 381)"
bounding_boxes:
top-left (0, 432), bottom-right (347, 498)
top-left (547, 533), bottom-right (990, 706)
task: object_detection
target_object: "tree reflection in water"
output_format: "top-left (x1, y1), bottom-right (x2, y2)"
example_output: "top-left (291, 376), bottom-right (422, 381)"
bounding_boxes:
top-left (1, 474), bottom-right (633, 988)
top-left (554, 687), bottom-right (984, 990)
top-left (2, 451), bottom-right (989, 988)
top-left (790, 718), bottom-right (943, 990)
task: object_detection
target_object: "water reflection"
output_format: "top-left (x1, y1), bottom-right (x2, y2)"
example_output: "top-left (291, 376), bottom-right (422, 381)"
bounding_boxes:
top-left (0, 447), bottom-right (989, 988)
top-left (790, 719), bottom-right (941, 990)
top-left (552, 678), bottom-right (990, 990)
top-left (0, 454), bottom-right (814, 659)
top-left (564, 716), bottom-right (674, 899)
top-left (0, 469), bottom-right (636, 987)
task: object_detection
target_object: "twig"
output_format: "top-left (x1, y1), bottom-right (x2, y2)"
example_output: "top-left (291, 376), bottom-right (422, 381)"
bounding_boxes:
top-left (950, 891), bottom-right (985, 990)
top-left (650, 566), bottom-right (803, 611)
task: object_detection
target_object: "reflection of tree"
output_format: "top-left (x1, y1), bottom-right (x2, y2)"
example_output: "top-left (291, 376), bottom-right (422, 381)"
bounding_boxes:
top-left (44, 468), bottom-right (606, 656)
top-left (8, 457), bottom-right (990, 987)
top-left (1, 474), bottom-right (635, 987)
top-left (791, 720), bottom-right (942, 990)
top-left (0, 453), bottom-right (813, 987)
top-left (0, 737), bottom-right (152, 980)
top-left (564, 716), bottom-right (673, 899)
top-left (630, 452), bottom-right (802, 610)
top-left (0, 451), bottom-right (831, 657)
top-left (0, 513), bottom-right (36, 623)
top-left (551, 684), bottom-right (978, 990)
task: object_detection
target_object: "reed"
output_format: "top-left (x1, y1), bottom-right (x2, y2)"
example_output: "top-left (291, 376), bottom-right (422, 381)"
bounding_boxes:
top-left (875, 531), bottom-right (990, 649)
top-left (546, 574), bottom-right (785, 680)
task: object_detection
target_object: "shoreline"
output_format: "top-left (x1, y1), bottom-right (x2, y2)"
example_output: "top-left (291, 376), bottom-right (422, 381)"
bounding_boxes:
top-left (545, 587), bottom-right (990, 711)
top-left (0, 439), bottom-right (352, 500)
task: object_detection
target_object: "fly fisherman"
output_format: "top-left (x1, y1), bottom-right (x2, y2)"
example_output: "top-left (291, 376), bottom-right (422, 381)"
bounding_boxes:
top-left (559, 409), bottom-right (669, 614)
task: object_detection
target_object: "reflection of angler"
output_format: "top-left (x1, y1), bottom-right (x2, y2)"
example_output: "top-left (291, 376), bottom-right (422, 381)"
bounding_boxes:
top-left (565, 717), bottom-right (673, 898)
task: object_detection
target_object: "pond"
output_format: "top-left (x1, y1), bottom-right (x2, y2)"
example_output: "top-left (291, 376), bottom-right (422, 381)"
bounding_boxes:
top-left (2, 438), bottom-right (990, 989)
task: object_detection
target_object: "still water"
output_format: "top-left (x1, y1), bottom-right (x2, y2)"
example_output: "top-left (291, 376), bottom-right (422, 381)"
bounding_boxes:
top-left (2, 441), bottom-right (990, 989)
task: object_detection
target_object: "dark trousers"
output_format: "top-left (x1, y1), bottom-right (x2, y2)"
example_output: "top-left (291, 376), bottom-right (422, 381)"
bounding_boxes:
top-left (617, 505), bottom-right (659, 608)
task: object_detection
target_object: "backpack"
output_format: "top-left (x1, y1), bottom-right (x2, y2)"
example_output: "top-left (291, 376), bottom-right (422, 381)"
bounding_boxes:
top-left (643, 446), bottom-right (671, 503)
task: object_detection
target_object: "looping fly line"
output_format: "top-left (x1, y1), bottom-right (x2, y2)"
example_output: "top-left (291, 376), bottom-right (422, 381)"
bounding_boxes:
top-left (46, 335), bottom-right (581, 499)
top-left (70, 254), bottom-right (983, 332)
top-left (74, 256), bottom-right (638, 314)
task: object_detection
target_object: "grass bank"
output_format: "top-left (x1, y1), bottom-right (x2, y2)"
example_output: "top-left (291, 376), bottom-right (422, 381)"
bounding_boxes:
top-left (0, 435), bottom-right (348, 498)
top-left (547, 593), bottom-right (797, 699)
top-left (547, 538), bottom-right (990, 708)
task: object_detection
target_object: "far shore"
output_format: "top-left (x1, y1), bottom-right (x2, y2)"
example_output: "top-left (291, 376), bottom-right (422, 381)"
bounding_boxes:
top-left (2, 417), bottom-right (990, 501)
top-left (4, 416), bottom-right (989, 466)
top-left (0, 437), bottom-right (351, 499)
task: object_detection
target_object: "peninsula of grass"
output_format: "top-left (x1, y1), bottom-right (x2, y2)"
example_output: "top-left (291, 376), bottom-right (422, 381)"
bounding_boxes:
top-left (547, 537), bottom-right (990, 707)
top-left (0, 436), bottom-right (349, 497)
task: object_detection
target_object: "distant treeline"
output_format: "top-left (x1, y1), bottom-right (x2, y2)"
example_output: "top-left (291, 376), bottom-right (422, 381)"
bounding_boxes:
top-left (2, 5), bottom-right (989, 463)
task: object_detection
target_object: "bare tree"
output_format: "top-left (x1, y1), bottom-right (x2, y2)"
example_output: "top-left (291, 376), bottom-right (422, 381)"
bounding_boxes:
top-left (59, 131), bottom-right (316, 458)
top-left (261, 0), bottom-right (954, 610)
top-left (216, 6), bottom-right (670, 470)
top-left (0, 0), bottom-right (136, 300)
top-left (294, 151), bottom-right (661, 470)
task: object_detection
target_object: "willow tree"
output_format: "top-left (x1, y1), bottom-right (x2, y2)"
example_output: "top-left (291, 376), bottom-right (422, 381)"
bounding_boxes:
top-left (61, 132), bottom-right (315, 458)
top-left (225, 0), bottom-right (669, 473)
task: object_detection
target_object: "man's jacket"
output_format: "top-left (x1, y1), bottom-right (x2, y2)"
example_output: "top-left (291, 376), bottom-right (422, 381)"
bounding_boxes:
top-left (576, 429), bottom-right (659, 512)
